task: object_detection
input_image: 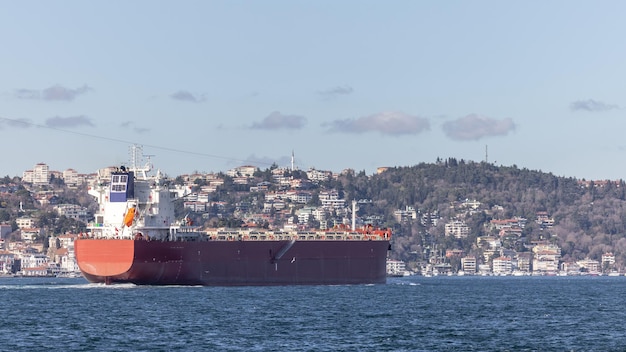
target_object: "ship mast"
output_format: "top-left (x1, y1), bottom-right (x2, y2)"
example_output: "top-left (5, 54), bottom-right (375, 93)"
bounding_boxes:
top-left (352, 200), bottom-right (356, 231)
top-left (129, 144), bottom-right (152, 179)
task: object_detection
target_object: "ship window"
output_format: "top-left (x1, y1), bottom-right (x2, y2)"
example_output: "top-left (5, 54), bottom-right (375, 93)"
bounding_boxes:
top-left (111, 184), bottom-right (126, 192)
top-left (112, 175), bottom-right (120, 183)
top-left (120, 175), bottom-right (128, 183)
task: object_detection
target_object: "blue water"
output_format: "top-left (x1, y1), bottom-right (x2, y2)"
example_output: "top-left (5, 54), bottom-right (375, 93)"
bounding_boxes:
top-left (0, 276), bottom-right (625, 351)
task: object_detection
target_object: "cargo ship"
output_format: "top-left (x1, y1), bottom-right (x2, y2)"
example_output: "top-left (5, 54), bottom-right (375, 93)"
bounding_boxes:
top-left (75, 147), bottom-right (391, 286)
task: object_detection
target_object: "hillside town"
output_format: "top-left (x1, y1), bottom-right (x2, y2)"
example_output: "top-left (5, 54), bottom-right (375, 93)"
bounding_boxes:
top-left (0, 161), bottom-right (622, 278)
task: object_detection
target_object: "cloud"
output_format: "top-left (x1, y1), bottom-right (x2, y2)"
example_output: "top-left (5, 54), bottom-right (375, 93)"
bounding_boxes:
top-left (570, 99), bottom-right (619, 112)
top-left (318, 86), bottom-right (354, 100)
top-left (14, 89), bottom-right (40, 100)
top-left (120, 121), bottom-right (150, 134)
top-left (170, 90), bottom-right (206, 103)
top-left (251, 111), bottom-right (307, 130)
top-left (15, 85), bottom-right (92, 101)
top-left (323, 111), bottom-right (430, 136)
top-left (0, 117), bottom-right (32, 129)
top-left (442, 114), bottom-right (515, 141)
top-left (45, 115), bottom-right (95, 128)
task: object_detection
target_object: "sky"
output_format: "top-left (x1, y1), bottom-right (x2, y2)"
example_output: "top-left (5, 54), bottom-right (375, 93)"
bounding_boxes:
top-left (1, 1), bottom-right (626, 180)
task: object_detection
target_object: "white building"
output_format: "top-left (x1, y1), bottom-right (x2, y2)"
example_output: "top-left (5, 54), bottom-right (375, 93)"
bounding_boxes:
top-left (54, 204), bottom-right (90, 222)
top-left (461, 256), bottom-right (477, 274)
top-left (445, 220), bottom-right (470, 239)
top-left (602, 252), bottom-right (615, 266)
top-left (577, 258), bottom-right (601, 273)
top-left (386, 260), bottom-right (409, 276)
top-left (21, 253), bottom-right (49, 269)
top-left (394, 206), bottom-right (417, 222)
top-left (532, 243), bottom-right (561, 273)
top-left (16, 217), bottom-right (36, 229)
top-left (307, 168), bottom-right (332, 182)
top-left (493, 257), bottom-right (513, 275)
top-left (20, 228), bottom-right (42, 243)
top-left (0, 251), bottom-right (15, 274)
top-left (26, 163), bottom-right (50, 185)
top-left (227, 165), bottom-right (258, 178)
top-left (319, 191), bottom-right (345, 209)
top-left (62, 168), bottom-right (80, 186)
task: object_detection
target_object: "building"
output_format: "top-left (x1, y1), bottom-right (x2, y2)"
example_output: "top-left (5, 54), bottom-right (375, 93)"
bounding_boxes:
top-left (0, 251), bottom-right (15, 274)
top-left (477, 236), bottom-right (502, 263)
top-left (577, 258), bottom-right (601, 273)
top-left (54, 204), bottom-right (90, 222)
top-left (20, 228), bottom-right (42, 243)
top-left (62, 168), bottom-right (82, 186)
top-left (307, 168), bottom-right (332, 182)
top-left (461, 256), bottom-right (477, 274)
top-left (23, 163), bottom-right (50, 185)
top-left (602, 253), bottom-right (615, 266)
top-left (386, 260), bottom-right (408, 276)
top-left (394, 206), bottom-right (417, 223)
top-left (16, 217), bottom-right (36, 229)
top-left (0, 224), bottom-right (12, 239)
top-left (227, 165), bottom-right (258, 178)
top-left (516, 252), bottom-right (532, 272)
top-left (319, 191), bottom-right (345, 209)
top-left (532, 243), bottom-right (561, 273)
top-left (21, 253), bottom-right (49, 269)
top-left (420, 211), bottom-right (439, 227)
top-left (493, 257), bottom-right (513, 275)
top-left (445, 220), bottom-right (470, 239)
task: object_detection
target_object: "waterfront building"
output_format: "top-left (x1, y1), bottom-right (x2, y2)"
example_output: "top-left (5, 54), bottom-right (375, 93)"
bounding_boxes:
top-left (532, 243), bottom-right (561, 273)
top-left (577, 258), bottom-right (601, 273)
top-left (516, 252), bottom-right (532, 272)
top-left (461, 256), bottom-right (477, 274)
top-left (602, 253), bottom-right (615, 266)
top-left (0, 250), bottom-right (15, 274)
top-left (493, 256), bottom-right (513, 275)
top-left (386, 259), bottom-right (408, 276)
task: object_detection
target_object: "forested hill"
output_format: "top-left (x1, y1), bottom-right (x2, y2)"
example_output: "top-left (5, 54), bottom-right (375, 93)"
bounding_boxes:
top-left (338, 158), bottom-right (626, 267)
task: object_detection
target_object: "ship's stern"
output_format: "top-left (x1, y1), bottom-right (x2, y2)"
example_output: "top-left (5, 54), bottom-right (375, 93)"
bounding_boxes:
top-left (75, 239), bottom-right (135, 284)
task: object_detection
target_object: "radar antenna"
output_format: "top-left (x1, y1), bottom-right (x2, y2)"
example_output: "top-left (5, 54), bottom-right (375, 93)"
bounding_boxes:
top-left (129, 144), bottom-right (152, 179)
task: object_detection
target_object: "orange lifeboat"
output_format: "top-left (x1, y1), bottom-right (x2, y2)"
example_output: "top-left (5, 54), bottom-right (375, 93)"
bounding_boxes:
top-left (123, 207), bottom-right (136, 227)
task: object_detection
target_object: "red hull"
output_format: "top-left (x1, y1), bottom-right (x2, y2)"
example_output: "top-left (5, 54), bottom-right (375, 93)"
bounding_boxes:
top-left (75, 239), bottom-right (390, 286)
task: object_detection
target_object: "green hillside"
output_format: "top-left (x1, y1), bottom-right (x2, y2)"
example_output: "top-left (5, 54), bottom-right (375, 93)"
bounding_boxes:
top-left (344, 158), bottom-right (626, 271)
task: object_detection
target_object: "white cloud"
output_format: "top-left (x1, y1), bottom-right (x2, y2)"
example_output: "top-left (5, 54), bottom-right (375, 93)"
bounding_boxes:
top-left (251, 111), bottom-right (307, 130)
top-left (324, 111), bottom-right (430, 136)
top-left (442, 114), bottom-right (515, 141)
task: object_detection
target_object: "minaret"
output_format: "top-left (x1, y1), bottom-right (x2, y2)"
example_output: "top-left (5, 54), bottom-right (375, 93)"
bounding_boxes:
top-left (485, 145), bottom-right (488, 163)
top-left (291, 150), bottom-right (294, 172)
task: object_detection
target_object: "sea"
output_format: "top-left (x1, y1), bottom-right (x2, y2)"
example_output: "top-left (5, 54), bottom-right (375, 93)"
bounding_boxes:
top-left (0, 276), bottom-right (625, 352)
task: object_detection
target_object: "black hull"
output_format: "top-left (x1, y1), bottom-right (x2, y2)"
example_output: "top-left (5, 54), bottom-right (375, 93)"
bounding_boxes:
top-left (78, 239), bottom-right (390, 286)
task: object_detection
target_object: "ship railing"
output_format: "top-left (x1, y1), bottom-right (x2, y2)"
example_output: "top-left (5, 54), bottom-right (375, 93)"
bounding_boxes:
top-left (203, 229), bottom-right (390, 241)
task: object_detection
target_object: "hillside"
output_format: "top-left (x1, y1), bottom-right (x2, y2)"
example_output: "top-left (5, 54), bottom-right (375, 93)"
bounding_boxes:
top-left (5, 158), bottom-right (626, 272)
top-left (342, 158), bottom-right (626, 270)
